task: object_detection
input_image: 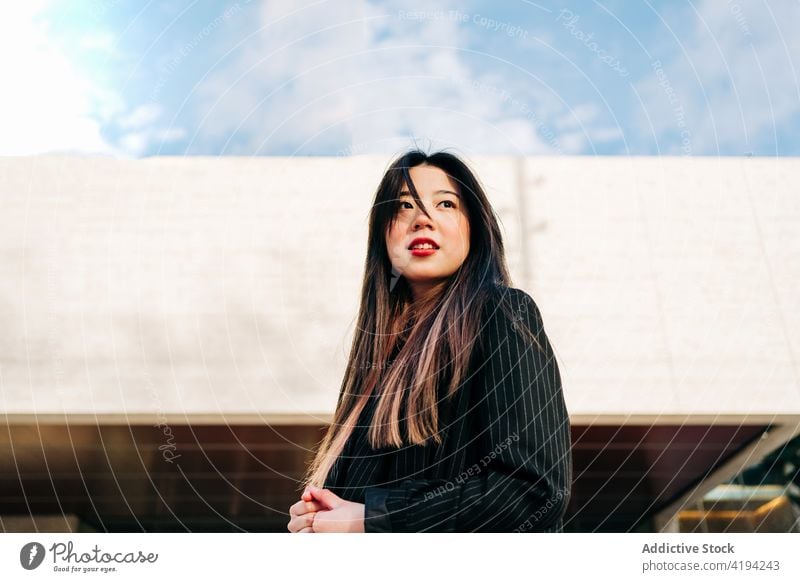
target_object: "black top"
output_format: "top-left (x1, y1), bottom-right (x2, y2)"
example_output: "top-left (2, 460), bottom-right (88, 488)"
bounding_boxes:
top-left (323, 284), bottom-right (572, 532)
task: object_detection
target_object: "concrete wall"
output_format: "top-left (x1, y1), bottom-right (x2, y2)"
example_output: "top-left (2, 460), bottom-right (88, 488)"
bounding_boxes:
top-left (1, 154), bottom-right (798, 424)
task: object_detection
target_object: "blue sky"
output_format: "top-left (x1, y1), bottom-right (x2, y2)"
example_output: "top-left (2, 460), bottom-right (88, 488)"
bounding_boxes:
top-left (3, 0), bottom-right (799, 157)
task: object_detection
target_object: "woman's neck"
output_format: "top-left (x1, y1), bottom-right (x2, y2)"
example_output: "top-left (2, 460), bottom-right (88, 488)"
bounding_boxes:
top-left (409, 278), bottom-right (449, 304)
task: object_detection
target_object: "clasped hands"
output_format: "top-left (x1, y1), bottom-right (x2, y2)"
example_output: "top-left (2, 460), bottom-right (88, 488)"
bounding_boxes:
top-left (287, 485), bottom-right (365, 533)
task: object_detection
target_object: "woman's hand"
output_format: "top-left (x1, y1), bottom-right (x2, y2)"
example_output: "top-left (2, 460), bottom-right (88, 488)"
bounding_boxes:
top-left (303, 485), bottom-right (365, 533)
top-left (287, 487), bottom-right (327, 533)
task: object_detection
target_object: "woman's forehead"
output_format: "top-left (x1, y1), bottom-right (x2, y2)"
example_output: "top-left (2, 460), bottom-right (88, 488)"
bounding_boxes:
top-left (401, 167), bottom-right (459, 195)
top-left (398, 189), bottom-right (460, 198)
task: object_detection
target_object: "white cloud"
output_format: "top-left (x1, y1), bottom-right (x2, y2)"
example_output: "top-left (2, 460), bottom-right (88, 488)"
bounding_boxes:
top-left (588, 126), bottom-right (624, 142)
top-left (118, 125), bottom-right (187, 157)
top-left (193, 0), bottom-right (588, 156)
top-left (555, 103), bottom-right (599, 129)
top-left (0, 3), bottom-right (122, 156)
top-left (118, 132), bottom-right (149, 156)
top-left (154, 127), bottom-right (188, 142)
top-left (117, 103), bottom-right (163, 130)
top-left (0, 5), bottom-right (188, 158)
top-left (634, 0), bottom-right (800, 154)
top-left (79, 32), bottom-right (117, 53)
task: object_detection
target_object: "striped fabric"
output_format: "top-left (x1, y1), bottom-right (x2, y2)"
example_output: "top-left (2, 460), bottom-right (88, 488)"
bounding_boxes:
top-left (324, 284), bottom-right (572, 532)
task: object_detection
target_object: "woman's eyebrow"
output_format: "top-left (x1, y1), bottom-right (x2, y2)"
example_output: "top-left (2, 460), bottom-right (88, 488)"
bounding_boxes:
top-left (399, 189), bottom-right (460, 198)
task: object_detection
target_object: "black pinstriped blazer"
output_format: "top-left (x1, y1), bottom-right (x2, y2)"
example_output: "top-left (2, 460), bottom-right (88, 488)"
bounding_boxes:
top-left (323, 284), bottom-right (572, 532)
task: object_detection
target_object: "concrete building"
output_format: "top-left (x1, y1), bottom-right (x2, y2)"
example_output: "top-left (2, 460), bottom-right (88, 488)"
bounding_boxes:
top-left (1, 154), bottom-right (798, 532)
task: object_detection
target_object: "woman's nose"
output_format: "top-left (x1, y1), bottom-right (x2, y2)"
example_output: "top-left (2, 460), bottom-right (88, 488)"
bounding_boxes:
top-left (412, 210), bottom-right (433, 229)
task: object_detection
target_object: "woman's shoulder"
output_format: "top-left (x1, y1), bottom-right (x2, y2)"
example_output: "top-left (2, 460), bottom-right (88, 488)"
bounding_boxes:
top-left (477, 283), bottom-right (546, 351)
top-left (480, 283), bottom-right (541, 326)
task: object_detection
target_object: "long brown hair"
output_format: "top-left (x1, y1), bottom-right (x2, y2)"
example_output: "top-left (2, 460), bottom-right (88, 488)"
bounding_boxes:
top-left (302, 149), bottom-right (530, 489)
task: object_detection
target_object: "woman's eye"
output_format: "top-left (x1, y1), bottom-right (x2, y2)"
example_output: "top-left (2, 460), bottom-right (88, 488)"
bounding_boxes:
top-left (396, 200), bottom-right (456, 210)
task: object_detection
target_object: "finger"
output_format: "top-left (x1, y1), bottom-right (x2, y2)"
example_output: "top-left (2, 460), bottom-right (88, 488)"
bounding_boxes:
top-left (305, 500), bottom-right (326, 513)
top-left (288, 515), bottom-right (314, 533)
top-left (287, 512), bottom-right (316, 533)
top-left (290, 499), bottom-right (313, 517)
top-left (298, 526), bottom-right (314, 533)
top-left (307, 486), bottom-right (340, 509)
top-left (290, 499), bottom-right (326, 517)
top-left (310, 512), bottom-right (325, 533)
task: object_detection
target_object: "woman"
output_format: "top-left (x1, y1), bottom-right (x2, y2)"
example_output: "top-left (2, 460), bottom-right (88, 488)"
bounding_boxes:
top-left (287, 149), bottom-right (571, 533)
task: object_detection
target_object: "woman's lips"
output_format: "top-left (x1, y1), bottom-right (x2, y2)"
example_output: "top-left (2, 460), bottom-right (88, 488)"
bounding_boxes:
top-left (410, 247), bottom-right (438, 257)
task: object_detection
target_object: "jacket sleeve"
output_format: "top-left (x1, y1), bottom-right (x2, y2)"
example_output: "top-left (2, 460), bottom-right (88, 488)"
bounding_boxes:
top-left (363, 288), bottom-right (572, 532)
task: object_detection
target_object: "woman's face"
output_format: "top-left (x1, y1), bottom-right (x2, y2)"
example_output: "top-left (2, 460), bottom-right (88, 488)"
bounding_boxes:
top-left (385, 164), bottom-right (471, 299)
